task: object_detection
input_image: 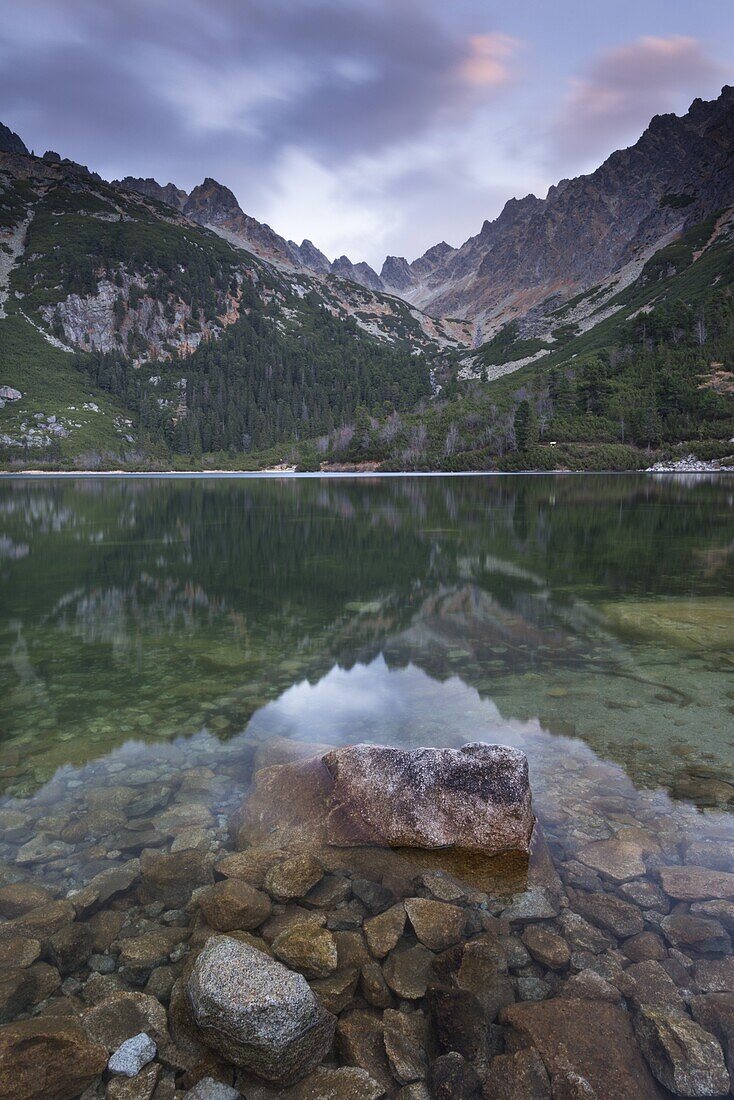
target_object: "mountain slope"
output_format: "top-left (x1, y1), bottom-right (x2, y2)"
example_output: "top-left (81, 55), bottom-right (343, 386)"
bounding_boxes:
top-left (319, 213), bottom-right (734, 471)
top-left (377, 86), bottom-right (734, 332)
top-left (1, 147), bottom-right (465, 464)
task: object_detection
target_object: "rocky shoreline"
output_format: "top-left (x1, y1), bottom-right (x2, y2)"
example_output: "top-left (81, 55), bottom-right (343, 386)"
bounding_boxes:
top-left (647, 456), bottom-right (734, 474)
top-left (0, 729), bottom-right (733, 1099)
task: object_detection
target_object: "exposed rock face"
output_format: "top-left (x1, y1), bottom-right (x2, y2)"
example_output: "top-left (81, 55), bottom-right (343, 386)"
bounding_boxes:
top-left (186, 935), bottom-right (336, 1085)
top-left (289, 238), bottom-right (331, 275)
top-left (183, 178), bottom-right (301, 269)
top-left (380, 255), bottom-right (416, 292)
top-left (0, 122), bottom-right (28, 155)
top-left (323, 742), bottom-right (533, 854)
top-left (114, 177), bottom-right (187, 211)
top-left (330, 257), bottom-right (384, 292)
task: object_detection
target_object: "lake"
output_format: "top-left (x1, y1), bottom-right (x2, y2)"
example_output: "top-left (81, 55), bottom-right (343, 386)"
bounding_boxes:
top-left (1, 473), bottom-right (733, 1094)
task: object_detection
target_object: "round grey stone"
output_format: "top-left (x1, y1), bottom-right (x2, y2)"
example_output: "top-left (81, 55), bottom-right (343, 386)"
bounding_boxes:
top-left (186, 935), bottom-right (335, 1086)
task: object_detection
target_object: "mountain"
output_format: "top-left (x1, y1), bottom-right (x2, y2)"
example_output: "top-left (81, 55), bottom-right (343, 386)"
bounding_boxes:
top-left (0, 122), bottom-right (28, 155)
top-left (119, 175), bottom-right (392, 293)
top-left (376, 86), bottom-right (734, 334)
top-left (1, 87), bottom-right (732, 472)
top-left (0, 139), bottom-right (468, 465)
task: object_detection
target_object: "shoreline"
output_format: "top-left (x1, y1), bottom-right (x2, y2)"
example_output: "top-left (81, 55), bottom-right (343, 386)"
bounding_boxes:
top-left (2, 465), bottom-right (734, 479)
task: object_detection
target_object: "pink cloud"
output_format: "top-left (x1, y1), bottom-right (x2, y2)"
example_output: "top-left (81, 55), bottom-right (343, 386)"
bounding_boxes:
top-left (553, 35), bottom-right (728, 163)
top-left (458, 33), bottom-right (521, 89)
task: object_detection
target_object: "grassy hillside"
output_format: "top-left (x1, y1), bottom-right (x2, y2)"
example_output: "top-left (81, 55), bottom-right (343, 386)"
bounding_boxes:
top-left (0, 314), bottom-right (144, 465)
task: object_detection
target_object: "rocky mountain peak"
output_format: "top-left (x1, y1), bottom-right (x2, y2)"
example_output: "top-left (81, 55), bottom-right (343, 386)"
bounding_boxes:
top-left (0, 122), bottom-right (28, 155)
top-left (115, 176), bottom-right (188, 211)
top-left (289, 239), bottom-right (331, 274)
top-left (184, 178), bottom-right (243, 225)
top-left (380, 255), bottom-right (414, 291)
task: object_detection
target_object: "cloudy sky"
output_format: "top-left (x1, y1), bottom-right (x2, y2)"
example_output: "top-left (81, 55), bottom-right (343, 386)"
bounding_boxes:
top-left (1, 1), bottom-right (732, 267)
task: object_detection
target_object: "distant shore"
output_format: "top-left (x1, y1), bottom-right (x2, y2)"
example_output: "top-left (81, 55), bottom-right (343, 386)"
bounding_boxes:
top-left (3, 464), bottom-right (734, 478)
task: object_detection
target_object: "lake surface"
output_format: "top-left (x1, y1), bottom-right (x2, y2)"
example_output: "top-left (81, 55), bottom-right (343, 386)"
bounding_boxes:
top-left (1, 474), bottom-right (733, 1094)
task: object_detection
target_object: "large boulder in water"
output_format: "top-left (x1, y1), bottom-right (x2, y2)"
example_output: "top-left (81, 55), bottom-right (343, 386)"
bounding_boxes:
top-left (323, 742), bottom-right (533, 854)
top-left (186, 935), bottom-right (335, 1085)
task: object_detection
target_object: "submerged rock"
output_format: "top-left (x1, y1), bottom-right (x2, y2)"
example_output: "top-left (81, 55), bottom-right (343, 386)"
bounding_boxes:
top-left (107, 1031), bottom-right (157, 1076)
top-left (323, 742), bottom-right (533, 853)
top-left (186, 935), bottom-right (335, 1085)
top-left (634, 1005), bottom-right (730, 1096)
top-left (0, 1016), bottom-right (108, 1100)
top-left (500, 998), bottom-right (665, 1099)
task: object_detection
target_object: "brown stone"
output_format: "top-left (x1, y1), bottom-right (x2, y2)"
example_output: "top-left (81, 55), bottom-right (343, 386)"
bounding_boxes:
top-left (0, 900), bottom-right (76, 943)
top-left (500, 998), bottom-right (665, 1099)
top-left (480, 1048), bottom-right (552, 1099)
top-left (259, 905), bottom-right (324, 945)
top-left (336, 1009), bottom-right (392, 1091)
top-left (264, 855), bottom-right (324, 901)
top-left (383, 1008), bottom-right (428, 1084)
top-left (0, 935), bottom-right (41, 969)
top-left (82, 991), bottom-right (170, 1051)
top-left (0, 967), bottom-right (42, 1024)
top-left (457, 937), bottom-right (514, 1021)
top-left (660, 866), bottom-right (734, 902)
top-left (575, 836), bottom-right (647, 883)
top-left (691, 899), bottom-right (734, 934)
top-left (621, 931), bottom-right (667, 963)
top-left (426, 985), bottom-right (488, 1061)
top-left (198, 879), bottom-right (271, 932)
top-left (364, 903), bottom-right (406, 958)
top-left (281, 1066), bottom-right (386, 1099)
top-left (432, 1051), bottom-right (481, 1099)
top-left (521, 925), bottom-right (571, 970)
top-left (559, 968), bottom-right (621, 1004)
top-left (105, 1062), bottom-right (160, 1100)
top-left (236, 756), bottom-right (333, 850)
top-left (88, 910), bottom-right (126, 952)
top-left (0, 1016), bottom-right (108, 1100)
top-left (116, 928), bottom-right (188, 977)
top-left (335, 930), bottom-right (371, 971)
top-left (215, 847), bottom-right (288, 887)
top-left (693, 957), bottom-right (734, 994)
top-left (46, 921), bottom-right (93, 975)
top-left (0, 882), bottom-right (56, 918)
top-left (139, 850), bottom-right (213, 907)
top-left (68, 859), bottom-right (141, 915)
top-left (383, 944), bottom-right (435, 1000)
top-left (660, 912), bottom-right (731, 955)
top-left (617, 960), bottom-right (685, 1012)
top-left (571, 891), bottom-right (644, 939)
top-left (404, 898), bottom-right (466, 951)
top-left (360, 962), bottom-right (393, 1009)
top-left (634, 1005), bottom-right (730, 1096)
top-left (690, 993), bottom-right (734, 1080)
top-left (310, 968), bottom-right (359, 1014)
top-left (271, 922), bottom-right (338, 979)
